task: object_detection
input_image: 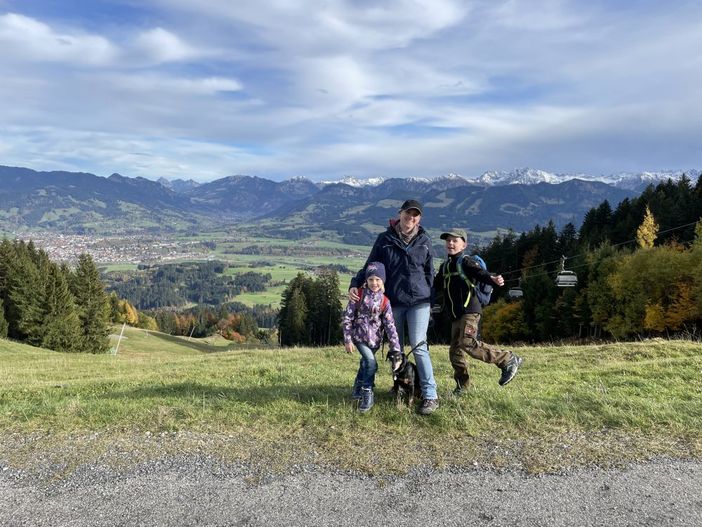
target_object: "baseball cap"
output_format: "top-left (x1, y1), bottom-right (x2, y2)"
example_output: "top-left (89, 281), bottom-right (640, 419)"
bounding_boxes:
top-left (440, 228), bottom-right (467, 242)
top-left (399, 199), bottom-right (423, 215)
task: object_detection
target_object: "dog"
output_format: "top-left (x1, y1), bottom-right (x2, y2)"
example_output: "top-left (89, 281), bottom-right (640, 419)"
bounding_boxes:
top-left (387, 350), bottom-right (421, 407)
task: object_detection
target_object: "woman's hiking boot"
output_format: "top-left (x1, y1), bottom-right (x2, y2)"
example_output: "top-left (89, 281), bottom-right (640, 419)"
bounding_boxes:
top-left (358, 388), bottom-right (374, 413)
top-left (418, 398), bottom-right (439, 415)
top-left (499, 354), bottom-right (523, 386)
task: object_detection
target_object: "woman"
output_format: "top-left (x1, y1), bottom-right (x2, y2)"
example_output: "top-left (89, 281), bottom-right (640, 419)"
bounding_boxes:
top-left (348, 199), bottom-right (438, 414)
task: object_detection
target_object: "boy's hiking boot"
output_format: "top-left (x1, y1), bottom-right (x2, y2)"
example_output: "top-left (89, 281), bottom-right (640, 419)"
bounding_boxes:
top-left (499, 354), bottom-right (523, 386)
top-left (351, 382), bottom-right (362, 400)
top-left (358, 388), bottom-right (374, 413)
top-left (418, 398), bottom-right (439, 415)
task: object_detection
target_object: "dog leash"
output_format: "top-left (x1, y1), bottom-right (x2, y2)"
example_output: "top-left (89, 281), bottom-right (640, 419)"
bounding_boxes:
top-left (405, 340), bottom-right (427, 358)
top-left (384, 339), bottom-right (427, 360)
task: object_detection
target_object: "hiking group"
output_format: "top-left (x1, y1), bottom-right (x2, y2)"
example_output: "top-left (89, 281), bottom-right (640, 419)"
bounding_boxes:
top-left (342, 199), bottom-right (523, 415)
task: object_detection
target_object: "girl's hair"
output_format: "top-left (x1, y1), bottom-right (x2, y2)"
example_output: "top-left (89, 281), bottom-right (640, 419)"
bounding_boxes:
top-left (363, 280), bottom-right (385, 293)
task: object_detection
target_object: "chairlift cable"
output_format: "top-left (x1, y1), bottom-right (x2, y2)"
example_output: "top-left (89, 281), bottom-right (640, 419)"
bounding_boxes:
top-left (493, 218), bottom-right (700, 281)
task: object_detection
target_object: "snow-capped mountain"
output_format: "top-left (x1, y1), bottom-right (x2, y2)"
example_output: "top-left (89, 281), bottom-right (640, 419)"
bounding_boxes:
top-left (466, 167), bottom-right (701, 192)
top-left (601, 170), bottom-right (702, 190)
top-left (318, 175), bottom-right (385, 187)
top-left (474, 168), bottom-right (574, 186)
top-left (317, 168), bottom-right (699, 191)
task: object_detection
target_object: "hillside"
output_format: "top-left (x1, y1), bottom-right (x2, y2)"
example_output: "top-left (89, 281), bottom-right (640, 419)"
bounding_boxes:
top-left (2, 332), bottom-right (700, 476)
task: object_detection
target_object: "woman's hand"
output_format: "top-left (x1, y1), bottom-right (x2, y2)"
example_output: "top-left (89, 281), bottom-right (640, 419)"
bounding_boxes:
top-left (344, 342), bottom-right (355, 354)
top-left (348, 287), bottom-right (360, 302)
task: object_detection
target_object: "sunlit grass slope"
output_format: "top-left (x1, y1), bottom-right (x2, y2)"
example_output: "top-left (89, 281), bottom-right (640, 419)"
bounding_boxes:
top-left (1, 328), bottom-right (701, 475)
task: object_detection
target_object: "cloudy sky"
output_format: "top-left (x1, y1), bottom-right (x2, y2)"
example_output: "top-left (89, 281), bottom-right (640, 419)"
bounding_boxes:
top-left (1, 1), bottom-right (700, 182)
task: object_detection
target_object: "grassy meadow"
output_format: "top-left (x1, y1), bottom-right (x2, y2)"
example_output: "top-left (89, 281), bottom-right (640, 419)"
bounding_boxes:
top-left (1, 328), bottom-right (701, 477)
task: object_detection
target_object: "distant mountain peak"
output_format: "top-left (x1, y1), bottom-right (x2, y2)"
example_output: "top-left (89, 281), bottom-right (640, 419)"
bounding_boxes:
top-left (436, 172), bottom-right (467, 181)
top-left (475, 168), bottom-right (566, 186)
top-left (287, 175), bottom-right (313, 183)
top-left (158, 176), bottom-right (200, 193)
top-left (319, 175), bottom-right (385, 187)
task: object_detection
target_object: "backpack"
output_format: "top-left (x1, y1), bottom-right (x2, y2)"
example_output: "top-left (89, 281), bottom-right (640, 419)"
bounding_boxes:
top-left (470, 255), bottom-right (494, 307)
top-left (441, 254), bottom-right (493, 308)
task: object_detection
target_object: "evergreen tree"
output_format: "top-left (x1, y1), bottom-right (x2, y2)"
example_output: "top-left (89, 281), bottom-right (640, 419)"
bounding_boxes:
top-left (312, 269), bottom-right (343, 346)
top-left (72, 253), bottom-right (111, 354)
top-left (0, 297), bottom-right (8, 338)
top-left (0, 239), bottom-right (12, 337)
top-left (238, 313), bottom-right (259, 338)
top-left (7, 241), bottom-right (45, 344)
top-left (278, 273), bottom-right (313, 346)
top-left (41, 263), bottom-right (81, 353)
top-left (155, 311), bottom-right (177, 334)
top-left (281, 287), bottom-right (308, 346)
top-left (557, 222), bottom-right (579, 260)
top-left (108, 292), bottom-right (122, 323)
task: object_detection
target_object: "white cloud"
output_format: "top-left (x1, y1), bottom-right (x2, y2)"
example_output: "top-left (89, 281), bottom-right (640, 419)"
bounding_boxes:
top-left (106, 73), bottom-right (243, 96)
top-left (0, 13), bottom-right (117, 65)
top-left (133, 27), bottom-right (202, 63)
top-left (2, 2), bottom-right (702, 181)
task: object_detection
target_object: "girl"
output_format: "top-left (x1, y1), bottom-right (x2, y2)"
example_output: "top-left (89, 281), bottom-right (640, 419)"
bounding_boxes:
top-left (342, 262), bottom-right (401, 413)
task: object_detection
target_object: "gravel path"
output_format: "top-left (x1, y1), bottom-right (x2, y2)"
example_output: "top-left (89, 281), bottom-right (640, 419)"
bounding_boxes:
top-left (2, 457), bottom-right (701, 526)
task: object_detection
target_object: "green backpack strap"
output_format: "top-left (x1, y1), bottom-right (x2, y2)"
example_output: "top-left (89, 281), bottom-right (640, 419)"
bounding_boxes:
top-left (442, 255), bottom-right (474, 308)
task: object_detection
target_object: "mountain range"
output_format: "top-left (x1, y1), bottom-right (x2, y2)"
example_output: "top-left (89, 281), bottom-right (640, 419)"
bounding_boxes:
top-left (1, 164), bottom-right (699, 244)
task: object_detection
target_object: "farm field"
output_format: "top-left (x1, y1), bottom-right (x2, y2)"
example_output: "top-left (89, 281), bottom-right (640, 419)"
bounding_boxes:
top-left (2, 329), bottom-right (701, 476)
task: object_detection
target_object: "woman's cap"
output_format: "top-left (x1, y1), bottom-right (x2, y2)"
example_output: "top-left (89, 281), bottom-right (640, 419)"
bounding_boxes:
top-left (440, 228), bottom-right (467, 242)
top-left (365, 261), bottom-right (386, 283)
top-left (399, 199), bottom-right (423, 215)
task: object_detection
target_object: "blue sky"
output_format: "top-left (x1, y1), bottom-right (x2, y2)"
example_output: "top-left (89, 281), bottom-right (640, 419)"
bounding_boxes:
top-left (1, 1), bottom-right (700, 182)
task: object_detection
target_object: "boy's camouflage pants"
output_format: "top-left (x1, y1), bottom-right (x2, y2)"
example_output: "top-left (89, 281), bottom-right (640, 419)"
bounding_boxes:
top-left (450, 313), bottom-right (511, 389)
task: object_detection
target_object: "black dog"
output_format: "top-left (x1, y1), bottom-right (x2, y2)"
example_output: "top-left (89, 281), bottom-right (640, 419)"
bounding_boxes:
top-left (387, 351), bottom-right (421, 407)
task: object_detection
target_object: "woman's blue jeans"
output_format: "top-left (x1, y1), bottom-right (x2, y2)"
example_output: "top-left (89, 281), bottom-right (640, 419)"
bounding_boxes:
top-left (391, 302), bottom-right (437, 400)
top-left (353, 342), bottom-right (378, 390)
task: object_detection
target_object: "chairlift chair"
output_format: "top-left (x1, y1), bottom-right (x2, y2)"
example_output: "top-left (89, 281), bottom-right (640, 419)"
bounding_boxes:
top-left (555, 255), bottom-right (578, 288)
top-left (508, 278), bottom-right (523, 299)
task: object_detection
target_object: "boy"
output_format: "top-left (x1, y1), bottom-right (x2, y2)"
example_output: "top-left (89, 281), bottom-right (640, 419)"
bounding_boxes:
top-left (433, 228), bottom-right (522, 395)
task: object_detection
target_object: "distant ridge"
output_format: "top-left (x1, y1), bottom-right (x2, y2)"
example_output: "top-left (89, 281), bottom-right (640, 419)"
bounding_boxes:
top-left (2, 164), bottom-right (699, 242)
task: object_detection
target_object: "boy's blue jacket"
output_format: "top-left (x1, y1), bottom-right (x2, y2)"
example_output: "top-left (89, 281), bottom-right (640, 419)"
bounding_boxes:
top-left (350, 222), bottom-right (434, 308)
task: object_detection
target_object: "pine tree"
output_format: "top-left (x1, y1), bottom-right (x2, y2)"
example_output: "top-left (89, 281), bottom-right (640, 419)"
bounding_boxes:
top-left (0, 239), bottom-right (11, 338)
top-left (42, 263), bottom-right (81, 353)
top-left (278, 273), bottom-right (313, 346)
top-left (636, 205), bottom-right (659, 249)
top-left (7, 242), bottom-right (45, 344)
top-left (72, 253), bottom-right (111, 354)
top-left (313, 269), bottom-right (343, 346)
top-left (238, 313), bottom-right (258, 338)
top-left (0, 297), bottom-right (8, 338)
top-left (108, 292), bottom-right (123, 323)
top-left (284, 288), bottom-right (308, 345)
